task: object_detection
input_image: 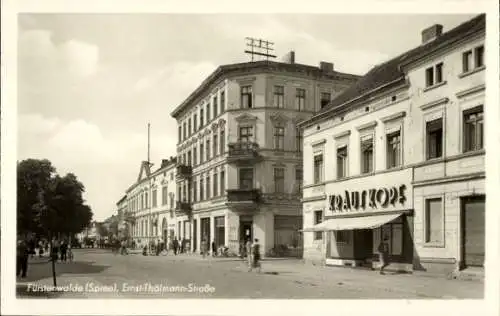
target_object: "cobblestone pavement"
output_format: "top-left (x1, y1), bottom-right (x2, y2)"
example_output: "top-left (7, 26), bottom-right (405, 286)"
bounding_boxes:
top-left (16, 248), bottom-right (484, 299)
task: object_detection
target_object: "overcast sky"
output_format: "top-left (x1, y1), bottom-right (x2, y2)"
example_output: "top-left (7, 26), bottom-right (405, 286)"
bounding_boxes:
top-left (17, 13), bottom-right (476, 221)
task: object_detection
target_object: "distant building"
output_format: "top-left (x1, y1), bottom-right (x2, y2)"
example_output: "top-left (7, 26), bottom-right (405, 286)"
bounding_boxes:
top-left (170, 55), bottom-right (360, 256)
top-left (301, 14), bottom-right (485, 274)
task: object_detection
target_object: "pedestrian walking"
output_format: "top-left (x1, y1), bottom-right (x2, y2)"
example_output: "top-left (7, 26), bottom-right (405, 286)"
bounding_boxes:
top-left (173, 237), bottom-right (179, 255)
top-left (377, 236), bottom-right (390, 275)
top-left (245, 238), bottom-right (252, 271)
top-left (211, 240), bottom-right (217, 257)
top-left (249, 238), bottom-right (261, 273)
top-left (16, 238), bottom-right (29, 278)
top-left (60, 240), bottom-right (68, 262)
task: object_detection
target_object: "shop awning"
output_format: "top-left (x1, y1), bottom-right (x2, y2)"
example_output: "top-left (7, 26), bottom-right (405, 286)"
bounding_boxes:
top-left (302, 212), bottom-right (402, 232)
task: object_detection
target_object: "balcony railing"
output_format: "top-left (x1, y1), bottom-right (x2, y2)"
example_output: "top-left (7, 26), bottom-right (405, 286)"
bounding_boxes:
top-left (176, 201), bottom-right (192, 211)
top-left (226, 189), bottom-right (261, 204)
top-left (227, 142), bottom-right (260, 164)
top-left (176, 164), bottom-right (192, 178)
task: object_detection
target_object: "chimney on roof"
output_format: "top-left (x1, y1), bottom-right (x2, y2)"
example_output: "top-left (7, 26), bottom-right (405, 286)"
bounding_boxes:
top-left (319, 61), bottom-right (334, 72)
top-left (281, 51), bottom-right (295, 64)
top-left (421, 24), bottom-right (443, 44)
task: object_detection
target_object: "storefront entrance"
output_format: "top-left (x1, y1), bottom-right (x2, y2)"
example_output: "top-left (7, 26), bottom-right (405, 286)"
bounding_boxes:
top-left (239, 221), bottom-right (253, 242)
top-left (214, 216), bottom-right (225, 248)
top-left (461, 196), bottom-right (485, 268)
top-left (353, 229), bottom-right (373, 264)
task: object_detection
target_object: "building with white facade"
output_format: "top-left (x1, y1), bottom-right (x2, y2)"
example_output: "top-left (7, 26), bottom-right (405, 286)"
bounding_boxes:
top-left (171, 54), bottom-right (360, 256)
top-left (125, 157), bottom-right (178, 248)
top-left (301, 14), bottom-right (485, 274)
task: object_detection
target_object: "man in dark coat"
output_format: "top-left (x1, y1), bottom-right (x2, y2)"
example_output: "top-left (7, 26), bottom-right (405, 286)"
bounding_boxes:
top-left (172, 237), bottom-right (179, 255)
top-left (17, 239), bottom-right (29, 278)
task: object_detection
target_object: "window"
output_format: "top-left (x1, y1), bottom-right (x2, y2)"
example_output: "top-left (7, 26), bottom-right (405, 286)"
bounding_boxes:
top-left (295, 128), bottom-right (303, 152)
top-left (335, 231), bottom-right (350, 243)
top-left (274, 126), bottom-right (285, 150)
top-left (206, 174), bottom-right (211, 199)
top-left (207, 100), bottom-right (210, 124)
top-left (152, 189), bottom-right (157, 207)
top-left (213, 133), bottom-right (218, 157)
top-left (206, 139), bottom-right (211, 161)
top-left (162, 187), bottom-right (168, 205)
top-left (183, 122), bottom-right (187, 141)
top-left (387, 131), bottom-right (401, 169)
top-left (220, 130), bottom-right (225, 154)
top-left (145, 192), bottom-right (149, 208)
top-left (220, 170), bottom-right (225, 195)
top-left (182, 183), bottom-right (186, 202)
top-left (188, 118), bottom-right (192, 136)
top-left (425, 198), bottom-right (443, 244)
top-left (193, 146), bottom-right (197, 165)
top-left (239, 126), bottom-right (253, 143)
top-left (463, 106), bottom-right (484, 152)
top-left (213, 172), bottom-right (218, 196)
top-left (274, 168), bottom-right (285, 193)
top-left (178, 126), bottom-right (182, 143)
top-left (313, 154), bottom-right (324, 184)
top-left (320, 92), bottom-right (331, 108)
top-left (336, 146), bottom-right (348, 179)
top-left (314, 210), bottom-right (323, 240)
top-left (239, 168), bottom-right (254, 190)
top-left (361, 138), bottom-right (374, 174)
top-left (200, 108), bottom-right (204, 128)
top-left (241, 86), bottom-right (253, 108)
top-left (187, 150), bottom-right (192, 166)
top-left (193, 180), bottom-right (197, 202)
top-left (200, 178), bottom-right (204, 200)
top-left (274, 85), bottom-right (284, 108)
top-left (463, 50), bottom-right (473, 73)
top-left (426, 118), bottom-right (443, 160)
top-left (425, 63), bottom-right (444, 87)
top-left (475, 45), bottom-right (484, 68)
top-left (295, 88), bottom-right (306, 111)
top-left (213, 96), bottom-right (218, 118)
top-left (193, 114), bottom-right (198, 132)
top-left (200, 143), bottom-right (204, 163)
top-left (220, 91), bottom-right (225, 113)
top-left (295, 168), bottom-right (303, 193)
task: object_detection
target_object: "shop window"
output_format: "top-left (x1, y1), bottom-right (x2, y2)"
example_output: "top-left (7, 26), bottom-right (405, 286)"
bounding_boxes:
top-left (425, 198), bottom-right (443, 244)
top-left (361, 138), bottom-right (374, 174)
top-left (335, 230), bottom-right (350, 244)
top-left (463, 106), bottom-right (484, 152)
top-left (239, 126), bottom-right (253, 143)
top-left (320, 92), bottom-right (331, 108)
top-left (295, 88), bottom-right (306, 111)
top-left (274, 168), bottom-right (285, 193)
top-left (274, 126), bottom-right (285, 150)
top-left (336, 146), bottom-right (348, 179)
top-left (386, 131), bottom-right (401, 169)
top-left (314, 210), bottom-right (323, 240)
top-left (426, 118), bottom-right (443, 160)
top-left (239, 168), bottom-right (254, 190)
top-left (241, 86), bottom-right (253, 108)
top-left (274, 85), bottom-right (284, 108)
top-left (376, 217), bottom-right (403, 256)
top-left (313, 154), bottom-right (324, 184)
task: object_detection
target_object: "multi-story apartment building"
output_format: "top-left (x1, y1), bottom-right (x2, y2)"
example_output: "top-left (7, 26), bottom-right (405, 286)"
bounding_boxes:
top-left (301, 14), bottom-right (485, 274)
top-left (170, 54), bottom-right (360, 256)
top-left (125, 157), bottom-right (177, 248)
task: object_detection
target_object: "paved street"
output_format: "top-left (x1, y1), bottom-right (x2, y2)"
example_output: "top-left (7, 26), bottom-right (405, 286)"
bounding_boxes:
top-left (16, 248), bottom-right (483, 299)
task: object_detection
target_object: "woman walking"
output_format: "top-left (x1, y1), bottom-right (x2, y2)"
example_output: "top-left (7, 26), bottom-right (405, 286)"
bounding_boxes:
top-left (377, 236), bottom-right (390, 275)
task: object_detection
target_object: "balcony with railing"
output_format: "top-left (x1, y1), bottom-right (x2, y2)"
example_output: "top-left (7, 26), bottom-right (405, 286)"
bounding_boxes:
top-left (227, 142), bottom-right (261, 164)
top-left (176, 164), bottom-right (192, 179)
top-left (225, 188), bottom-right (261, 210)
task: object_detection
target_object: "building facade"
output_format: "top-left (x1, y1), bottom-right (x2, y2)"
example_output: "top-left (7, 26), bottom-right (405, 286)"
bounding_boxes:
top-left (301, 14), bottom-right (485, 274)
top-left (125, 158), bottom-right (178, 248)
top-left (171, 55), bottom-right (360, 256)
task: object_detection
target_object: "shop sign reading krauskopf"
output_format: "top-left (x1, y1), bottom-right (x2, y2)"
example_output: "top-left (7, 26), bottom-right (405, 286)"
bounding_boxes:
top-left (328, 185), bottom-right (407, 212)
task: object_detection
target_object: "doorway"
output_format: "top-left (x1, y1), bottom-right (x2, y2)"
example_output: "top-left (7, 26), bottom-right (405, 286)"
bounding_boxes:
top-left (240, 221), bottom-right (253, 242)
top-left (354, 229), bottom-right (373, 264)
top-left (461, 195), bottom-right (485, 268)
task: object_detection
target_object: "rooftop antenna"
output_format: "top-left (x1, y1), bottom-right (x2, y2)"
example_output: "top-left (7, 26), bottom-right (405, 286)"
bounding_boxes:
top-left (245, 37), bottom-right (277, 62)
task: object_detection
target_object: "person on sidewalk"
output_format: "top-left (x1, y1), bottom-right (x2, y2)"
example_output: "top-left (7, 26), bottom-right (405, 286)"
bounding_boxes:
top-left (16, 239), bottom-right (29, 278)
top-left (377, 236), bottom-right (390, 275)
top-left (211, 240), bottom-right (217, 257)
top-left (51, 238), bottom-right (60, 263)
top-left (245, 238), bottom-right (252, 271)
top-left (249, 238), bottom-right (261, 273)
top-left (60, 240), bottom-right (68, 262)
top-left (173, 237), bottom-right (179, 255)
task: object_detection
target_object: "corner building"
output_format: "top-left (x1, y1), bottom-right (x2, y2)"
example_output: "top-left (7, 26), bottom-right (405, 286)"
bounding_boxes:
top-left (301, 15), bottom-right (485, 274)
top-left (171, 56), bottom-right (359, 256)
